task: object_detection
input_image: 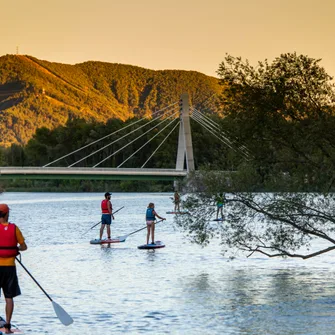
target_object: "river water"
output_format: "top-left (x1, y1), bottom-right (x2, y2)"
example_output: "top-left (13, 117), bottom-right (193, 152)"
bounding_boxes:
top-left (0, 192), bottom-right (335, 334)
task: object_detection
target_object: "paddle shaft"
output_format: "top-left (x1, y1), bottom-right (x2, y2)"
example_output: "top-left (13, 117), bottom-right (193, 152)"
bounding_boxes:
top-left (83, 206), bottom-right (125, 235)
top-left (16, 257), bottom-right (74, 326)
top-left (16, 257), bottom-right (53, 302)
top-left (122, 219), bottom-right (164, 239)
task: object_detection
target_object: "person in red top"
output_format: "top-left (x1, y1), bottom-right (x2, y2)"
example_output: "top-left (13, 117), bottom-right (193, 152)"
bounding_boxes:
top-left (100, 192), bottom-right (115, 240)
top-left (0, 204), bottom-right (27, 334)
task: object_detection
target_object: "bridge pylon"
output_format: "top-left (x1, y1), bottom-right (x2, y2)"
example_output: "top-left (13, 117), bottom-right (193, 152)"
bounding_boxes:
top-left (176, 93), bottom-right (195, 172)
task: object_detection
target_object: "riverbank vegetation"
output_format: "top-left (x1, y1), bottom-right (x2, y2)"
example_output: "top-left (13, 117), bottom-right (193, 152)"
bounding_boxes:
top-left (0, 112), bottom-right (240, 192)
top-left (176, 52), bottom-right (335, 259)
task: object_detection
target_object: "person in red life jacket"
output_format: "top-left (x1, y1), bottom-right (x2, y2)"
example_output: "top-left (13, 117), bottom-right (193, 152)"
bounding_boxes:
top-left (99, 192), bottom-right (115, 240)
top-left (0, 204), bottom-right (27, 334)
top-left (145, 203), bottom-right (166, 245)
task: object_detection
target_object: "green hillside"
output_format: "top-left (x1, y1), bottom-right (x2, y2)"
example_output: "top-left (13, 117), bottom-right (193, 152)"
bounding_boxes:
top-left (0, 54), bottom-right (222, 147)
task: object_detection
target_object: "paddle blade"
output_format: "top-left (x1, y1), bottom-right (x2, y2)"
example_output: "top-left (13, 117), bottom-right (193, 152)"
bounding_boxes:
top-left (52, 300), bottom-right (74, 326)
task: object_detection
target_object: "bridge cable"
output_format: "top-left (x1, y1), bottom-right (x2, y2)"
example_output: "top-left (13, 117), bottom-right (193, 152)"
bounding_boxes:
top-left (192, 108), bottom-right (222, 129)
top-left (191, 111), bottom-right (250, 159)
top-left (190, 113), bottom-right (238, 153)
top-left (67, 106), bottom-right (178, 167)
top-left (117, 117), bottom-right (179, 168)
top-left (43, 102), bottom-right (178, 167)
top-left (141, 121), bottom-right (180, 168)
top-left (192, 108), bottom-right (253, 158)
top-left (191, 108), bottom-right (235, 145)
top-left (192, 108), bottom-right (234, 138)
top-left (93, 110), bottom-right (179, 167)
top-left (190, 112), bottom-right (251, 160)
top-left (194, 105), bottom-right (253, 156)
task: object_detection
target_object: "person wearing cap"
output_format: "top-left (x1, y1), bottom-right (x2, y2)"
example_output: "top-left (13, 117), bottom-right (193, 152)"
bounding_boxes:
top-left (0, 204), bottom-right (27, 334)
top-left (100, 192), bottom-right (115, 240)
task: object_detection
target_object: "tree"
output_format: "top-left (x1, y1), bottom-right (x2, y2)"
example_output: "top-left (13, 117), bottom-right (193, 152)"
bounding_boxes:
top-left (178, 172), bottom-right (335, 259)
top-left (217, 52), bottom-right (335, 191)
top-left (176, 53), bottom-right (335, 259)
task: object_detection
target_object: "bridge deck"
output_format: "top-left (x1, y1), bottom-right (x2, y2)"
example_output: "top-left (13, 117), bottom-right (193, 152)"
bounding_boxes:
top-left (0, 167), bottom-right (187, 181)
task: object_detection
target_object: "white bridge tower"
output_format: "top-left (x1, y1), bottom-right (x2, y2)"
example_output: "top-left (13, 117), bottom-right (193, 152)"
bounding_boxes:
top-left (176, 93), bottom-right (195, 172)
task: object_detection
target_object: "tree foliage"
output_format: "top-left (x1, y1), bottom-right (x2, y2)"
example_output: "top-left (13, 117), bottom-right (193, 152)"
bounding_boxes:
top-left (178, 173), bottom-right (335, 259)
top-left (0, 54), bottom-right (222, 147)
top-left (217, 52), bottom-right (335, 192)
top-left (177, 53), bottom-right (335, 259)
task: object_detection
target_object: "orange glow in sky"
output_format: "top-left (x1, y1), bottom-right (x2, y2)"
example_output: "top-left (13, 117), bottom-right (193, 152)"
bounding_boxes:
top-left (1, 0), bottom-right (334, 78)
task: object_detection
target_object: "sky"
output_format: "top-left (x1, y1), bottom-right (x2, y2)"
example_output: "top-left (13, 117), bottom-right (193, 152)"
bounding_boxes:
top-left (1, 0), bottom-right (335, 78)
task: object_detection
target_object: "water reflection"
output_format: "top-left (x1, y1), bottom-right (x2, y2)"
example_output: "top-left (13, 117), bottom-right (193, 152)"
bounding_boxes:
top-left (176, 264), bottom-right (335, 335)
top-left (1, 192), bottom-right (335, 334)
top-left (145, 250), bottom-right (158, 262)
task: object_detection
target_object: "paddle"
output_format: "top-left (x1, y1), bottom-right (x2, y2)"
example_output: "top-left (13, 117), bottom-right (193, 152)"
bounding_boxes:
top-left (116, 219), bottom-right (164, 242)
top-left (16, 257), bottom-right (74, 326)
top-left (81, 206), bottom-right (125, 236)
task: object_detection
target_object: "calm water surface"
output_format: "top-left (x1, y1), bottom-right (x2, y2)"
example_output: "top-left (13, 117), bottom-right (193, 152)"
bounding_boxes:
top-left (1, 192), bottom-right (335, 334)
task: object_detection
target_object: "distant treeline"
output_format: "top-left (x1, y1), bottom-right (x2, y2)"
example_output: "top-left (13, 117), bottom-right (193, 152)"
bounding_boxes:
top-left (0, 115), bottom-right (241, 192)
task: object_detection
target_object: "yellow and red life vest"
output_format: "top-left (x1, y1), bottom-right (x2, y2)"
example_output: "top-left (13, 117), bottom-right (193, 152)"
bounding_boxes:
top-left (0, 223), bottom-right (19, 258)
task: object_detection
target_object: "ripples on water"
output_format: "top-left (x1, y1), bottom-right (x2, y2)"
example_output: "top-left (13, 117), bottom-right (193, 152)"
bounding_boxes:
top-left (1, 192), bottom-right (335, 334)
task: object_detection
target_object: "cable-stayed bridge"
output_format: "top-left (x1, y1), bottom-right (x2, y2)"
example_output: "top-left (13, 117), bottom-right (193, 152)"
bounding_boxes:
top-left (0, 94), bottom-right (251, 181)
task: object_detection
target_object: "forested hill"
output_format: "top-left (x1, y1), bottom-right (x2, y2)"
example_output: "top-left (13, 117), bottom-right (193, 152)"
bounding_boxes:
top-left (0, 54), bottom-right (222, 147)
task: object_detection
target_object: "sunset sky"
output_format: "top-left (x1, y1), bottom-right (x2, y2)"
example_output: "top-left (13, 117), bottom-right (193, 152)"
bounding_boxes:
top-left (1, 0), bottom-right (334, 78)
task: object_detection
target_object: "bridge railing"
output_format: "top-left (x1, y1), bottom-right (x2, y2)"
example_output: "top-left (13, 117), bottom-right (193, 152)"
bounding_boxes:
top-left (0, 166), bottom-right (187, 181)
